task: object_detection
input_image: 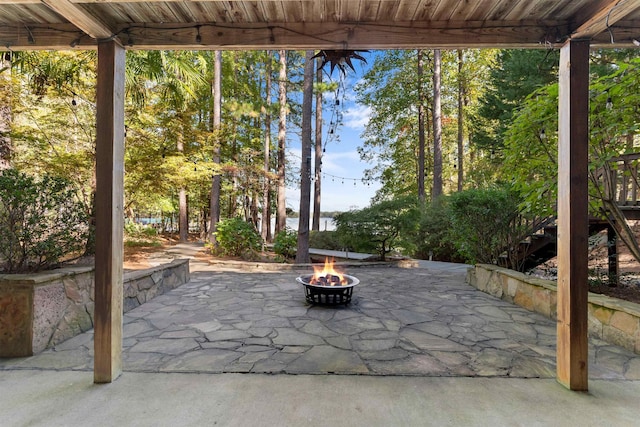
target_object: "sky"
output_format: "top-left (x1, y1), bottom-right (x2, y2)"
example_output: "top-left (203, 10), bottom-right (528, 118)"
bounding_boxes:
top-left (285, 53), bottom-right (381, 213)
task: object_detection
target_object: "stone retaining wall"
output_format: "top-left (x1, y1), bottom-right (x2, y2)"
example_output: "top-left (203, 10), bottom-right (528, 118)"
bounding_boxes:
top-left (0, 259), bottom-right (189, 357)
top-left (467, 264), bottom-right (640, 355)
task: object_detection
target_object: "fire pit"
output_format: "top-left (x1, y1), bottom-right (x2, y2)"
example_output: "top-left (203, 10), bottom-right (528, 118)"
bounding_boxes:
top-left (296, 258), bottom-right (359, 305)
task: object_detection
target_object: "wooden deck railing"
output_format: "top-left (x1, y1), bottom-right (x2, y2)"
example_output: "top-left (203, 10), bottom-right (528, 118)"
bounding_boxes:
top-left (594, 153), bottom-right (640, 206)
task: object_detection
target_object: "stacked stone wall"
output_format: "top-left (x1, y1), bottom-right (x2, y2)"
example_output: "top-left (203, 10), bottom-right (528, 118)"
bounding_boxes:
top-left (467, 264), bottom-right (640, 355)
top-left (0, 259), bottom-right (189, 357)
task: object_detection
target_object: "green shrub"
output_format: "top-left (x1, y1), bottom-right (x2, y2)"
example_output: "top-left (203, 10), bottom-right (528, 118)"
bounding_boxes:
top-left (334, 196), bottom-right (419, 260)
top-left (0, 169), bottom-right (88, 272)
top-left (124, 239), bottom-right (162, 248)
top-left (412, 197), bottom-right (464, 262)
top-left (447, 185), bottom-right (523, 264)
top-left (273, 228), bottom-right (297, 259)
top-left (125, 222), bottom-right (158, 238)
top-left (214, 217), bottom-right (262, 257)
top-left (309, 230), bottom-right (342, 250)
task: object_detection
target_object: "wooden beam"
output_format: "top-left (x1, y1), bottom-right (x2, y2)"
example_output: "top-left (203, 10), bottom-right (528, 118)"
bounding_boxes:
top-left (40, 0), bottom-right (115, 39)
top-left (556, 38), bottom-right (590, 392)
top-left (0, 0), bottom-right (372, 2)
top-left (571, 0), bottom-right (640, 40)
top-left (94, 39), bottom-right (125, 384)
top-left (0, 20), bottom-right (572, 50)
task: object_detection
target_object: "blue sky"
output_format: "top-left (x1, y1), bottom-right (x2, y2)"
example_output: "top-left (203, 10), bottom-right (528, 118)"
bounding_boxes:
top-left (286, 53), bottom-right (381, 213)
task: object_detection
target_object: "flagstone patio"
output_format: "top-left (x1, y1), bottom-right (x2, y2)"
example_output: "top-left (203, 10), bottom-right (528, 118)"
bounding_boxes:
top-left (2, 260), bottom-right (639, 380)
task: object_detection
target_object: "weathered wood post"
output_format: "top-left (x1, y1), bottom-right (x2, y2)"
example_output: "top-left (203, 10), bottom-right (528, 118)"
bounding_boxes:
top-left (556, 38), bottom-right (590, 391)
top-left (94, 39), bottom-right (125, 383)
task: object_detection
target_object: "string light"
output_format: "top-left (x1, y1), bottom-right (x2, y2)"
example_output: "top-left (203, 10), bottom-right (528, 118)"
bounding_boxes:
top-left (321, 171), bottom-right (376, 187)
top-left (25, 25), bottom-right (35, 44)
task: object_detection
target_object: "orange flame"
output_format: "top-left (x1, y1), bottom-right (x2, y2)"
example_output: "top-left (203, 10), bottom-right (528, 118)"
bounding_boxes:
top-left (310, 257), bottom-right (348, 286)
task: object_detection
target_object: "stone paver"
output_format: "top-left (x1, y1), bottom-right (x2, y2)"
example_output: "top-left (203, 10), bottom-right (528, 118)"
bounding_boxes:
top-left (2, 262), bottom-right (640, 380)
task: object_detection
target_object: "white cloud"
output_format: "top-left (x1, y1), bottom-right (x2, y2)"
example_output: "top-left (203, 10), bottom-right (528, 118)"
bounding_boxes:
top-left (343, 105), bottom-right (371, 130)
top-left (320, 150), bottom-right (360, 175)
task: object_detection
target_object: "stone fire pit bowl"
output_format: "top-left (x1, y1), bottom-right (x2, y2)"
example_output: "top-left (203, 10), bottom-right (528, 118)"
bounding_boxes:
top-left (296, 273), bottom-right (360, 305)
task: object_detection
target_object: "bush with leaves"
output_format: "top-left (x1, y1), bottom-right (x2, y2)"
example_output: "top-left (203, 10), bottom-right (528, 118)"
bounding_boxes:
top-left (447, 185), bottom-right (523, 264)
top-left (309, 230), bottom-right (342, 251)
top-left (124, 222), bottom-right (159, 238)
top-left (412, 197), bottom-right (464, 262)
top-left (124, 221), bottom-right (161, 248)
top-left (214, 217), bottom-right (262, 258)
top-left (334, 196), bottom-right (419, 260)
top-left (273, 228), bottom-right (297, 259)
top-left (0, 169), bottom-right (88, 272)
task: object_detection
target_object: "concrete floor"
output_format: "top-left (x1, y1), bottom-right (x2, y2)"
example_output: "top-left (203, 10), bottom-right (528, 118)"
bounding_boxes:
top-left (1, 370), bottom-right (639, 426)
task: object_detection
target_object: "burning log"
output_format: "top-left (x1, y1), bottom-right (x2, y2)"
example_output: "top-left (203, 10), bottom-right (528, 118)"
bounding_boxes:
top-left (310, 258), bottom-right (348, 286)
top-left (296, 257), bottom-right (359, 304)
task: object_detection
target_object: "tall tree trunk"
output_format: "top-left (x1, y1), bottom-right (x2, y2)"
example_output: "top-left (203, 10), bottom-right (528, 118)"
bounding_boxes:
top-left (177, 131), bottom-right (188, 242)
top-left (229, 53), bottom-right (239, 217)
top-left (432, 49), bottom-right (443, 200)
top-left (209, 50), bottom-right (222, 245)
top-left (295, 51), bottom-right (314, 264)
top-left (312, 58), bottom-right (323, 231)
top-left (276, 50), bottom-right (288, 234)
top-left (0, 52), bottom-right (12, 170)
top-left (250, 191), bottom-right (259, 229)
top-left (457, 49), bottom-right (465, 192)
top-left (417, 49), bottom-right (426, 203)
top-left (261, 51), bottom-right (273, 243)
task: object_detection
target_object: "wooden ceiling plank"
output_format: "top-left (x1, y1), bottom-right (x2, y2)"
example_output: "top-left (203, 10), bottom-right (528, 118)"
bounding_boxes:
top-left (359, 0), bottom-right (380, 21)
top-left (572, 0), bottom-right (640, 39)
top-left (377, 0), bottom-right (402, 22)
top-left (503, 0), bottom-right (541, 21)
top-left (392, 0), bottom-right (418, 22)
top-left (40, 0), bottom-right (114, 39)
top-left (447, 0), bottom-right (478, 21)
top-left (0, 4), bottom-right (65, 25)
top-left (432, 0), bottom-right (458, 20)
top-left (342, 0), bottom-right (361, 21)
top-left (285, 0), bottom-right (303, 23)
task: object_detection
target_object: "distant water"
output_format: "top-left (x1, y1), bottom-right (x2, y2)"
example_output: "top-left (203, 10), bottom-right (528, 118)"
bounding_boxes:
top-left (267, 217), bottom-right (336, 232)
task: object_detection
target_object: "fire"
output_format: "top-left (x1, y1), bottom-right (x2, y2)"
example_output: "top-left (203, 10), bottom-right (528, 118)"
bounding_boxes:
top-left (310, 257), bottom-right (348, 286)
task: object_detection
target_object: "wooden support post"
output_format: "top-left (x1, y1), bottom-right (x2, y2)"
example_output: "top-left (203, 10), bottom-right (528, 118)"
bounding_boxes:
top-left (556, 39), bottom-right (590, 391)
top-left (94, 40), bottom-right (125, 384)
top-left (607, 223), bottom-right (619, 287)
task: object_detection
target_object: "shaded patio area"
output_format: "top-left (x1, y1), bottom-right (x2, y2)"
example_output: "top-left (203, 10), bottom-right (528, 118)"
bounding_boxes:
top-left (2, 261), bottom-right (639, 380)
